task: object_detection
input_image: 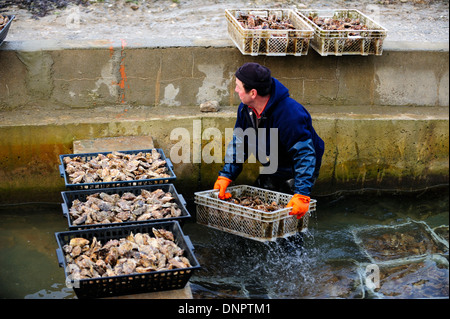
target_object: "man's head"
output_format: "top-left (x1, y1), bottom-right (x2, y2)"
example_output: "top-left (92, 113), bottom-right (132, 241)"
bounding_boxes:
top-left (235, 62), bottom-right (272, 96)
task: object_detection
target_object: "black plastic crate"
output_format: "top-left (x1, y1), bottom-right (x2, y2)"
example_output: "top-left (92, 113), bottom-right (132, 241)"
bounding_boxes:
top-left (59, 149), bottom-right (176, 190)
top-left (0, 15), bottom-right (14, 46)
top-left (55, 221), bottom-right (201, 299)
top-left (61, 184), bottom-right (191, 230)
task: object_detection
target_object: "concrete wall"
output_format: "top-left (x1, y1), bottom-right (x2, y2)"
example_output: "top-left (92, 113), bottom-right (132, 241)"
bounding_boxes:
top-left (0, 39), bottom-right (448, 204)
top-left (0, 40), bottom-right (448, 109)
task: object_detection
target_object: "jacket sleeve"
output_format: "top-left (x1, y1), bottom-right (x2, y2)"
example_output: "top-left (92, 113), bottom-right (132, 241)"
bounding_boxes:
top-left (279, 99), bottom-right (318, 196)
top-left (288, 138), bottom-right (317, 196)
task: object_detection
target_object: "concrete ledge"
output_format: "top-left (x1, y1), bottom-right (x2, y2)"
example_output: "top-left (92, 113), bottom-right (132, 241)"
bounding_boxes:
top-left (1, 104), bottom-right (448, 127)
top-left (1, 38), bottom-right (448, 52)
top-left (383, 41), bottom-right (449, 52)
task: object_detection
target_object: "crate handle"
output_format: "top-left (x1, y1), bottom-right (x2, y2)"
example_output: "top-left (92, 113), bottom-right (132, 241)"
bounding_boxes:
top-left (61, 203), bottom-right (68, 217)
top-left (178, 194), bottom-right (187, 207)
top-left (59, 164), bottom-right (65, 177)
top-left (56, 248), bottom-right (65, 267)
top-left (210, 189), bottom-right (220, 199)
top-left (184, 235), bottom-right (195, 251)
top-left (166, 158), bottom-right (174, 170)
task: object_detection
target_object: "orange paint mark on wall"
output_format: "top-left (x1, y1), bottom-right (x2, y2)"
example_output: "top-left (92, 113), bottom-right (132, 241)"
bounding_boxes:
top-left (119, 64), bottom-right (127, 89)
top-left (110, 39), bottom-right (130, 104)
top-left (119, 39), bottom-right (129, 104)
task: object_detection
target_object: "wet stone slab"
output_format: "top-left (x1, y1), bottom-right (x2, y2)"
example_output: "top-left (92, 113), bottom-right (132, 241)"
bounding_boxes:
top-left (352, 220), bottom-right (449, 263)
top-left (361, 255), bottom-right (449, 299)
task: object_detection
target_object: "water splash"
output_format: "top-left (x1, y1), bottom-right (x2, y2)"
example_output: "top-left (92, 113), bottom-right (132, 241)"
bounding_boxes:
top-left (191, 227), bottom-right (324, 298)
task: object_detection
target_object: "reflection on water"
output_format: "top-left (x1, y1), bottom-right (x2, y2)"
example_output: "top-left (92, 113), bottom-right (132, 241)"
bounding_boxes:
top-left (0, 186), bottom-right (448, 299)
top-left (0, 204), bottom-right (70, 299)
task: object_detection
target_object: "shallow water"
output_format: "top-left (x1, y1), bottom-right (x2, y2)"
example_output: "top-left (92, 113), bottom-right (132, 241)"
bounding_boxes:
top-left (187, 186), bottom-right (449, 299)
top-left (0, 186), bottom-right (448, 299)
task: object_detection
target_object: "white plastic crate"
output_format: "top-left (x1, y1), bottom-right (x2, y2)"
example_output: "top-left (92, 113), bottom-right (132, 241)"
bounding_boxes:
top-left (225, 9), bottom-right (314, 56)
top-left (297, 9), bottom-right (387, 56)
top-left (195, 185), bottom-right (317, 242)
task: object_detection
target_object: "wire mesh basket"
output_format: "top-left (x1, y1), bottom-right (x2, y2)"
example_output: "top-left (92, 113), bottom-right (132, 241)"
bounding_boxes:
top-left (61, 184), bottom-right (191, 230)
top-left (225, 9), bottom-right (314, 56)
top-left (195, 185), bottom-right (317, 242)
top-left (297, 9), bottom-right (387, 56)
top-left (55, 221), bottom-right (201, 298)
top-left (59, 149), bottom-right (176, 190)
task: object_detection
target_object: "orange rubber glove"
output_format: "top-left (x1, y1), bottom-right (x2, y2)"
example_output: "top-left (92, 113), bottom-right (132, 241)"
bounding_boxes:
top-left (287, 194), bottom-right (310, 219)
top-left (213, 176), bottom-right (232, 199)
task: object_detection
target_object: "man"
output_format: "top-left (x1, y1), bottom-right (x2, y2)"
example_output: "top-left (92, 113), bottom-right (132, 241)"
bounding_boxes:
top-left (214, 62), bottom-right (324, 220)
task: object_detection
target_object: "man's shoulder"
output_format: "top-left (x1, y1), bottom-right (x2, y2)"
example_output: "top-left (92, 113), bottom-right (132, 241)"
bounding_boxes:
top-left (272, 97), bottom-right (305, 114)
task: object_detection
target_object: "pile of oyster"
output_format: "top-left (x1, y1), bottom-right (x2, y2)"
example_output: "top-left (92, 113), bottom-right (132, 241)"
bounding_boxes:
top-left (0, 14), bottom-right (10, 31)
top-left (69, 188), bottom-right (183, 226)
top-left (375, 259), bottom-right (449, 298)
top-left (308, 16), bottom-right (368, 33)
top-left (236, 12), bottom-right (296, 30)
top-left (63, 228), bottom-right (192, 280)
top-left (225, 195), bottom-right (282, 212)
top-left (361, 231), bottom-right (446, 262)
top-left (63, 150), bottom-right (170, 184)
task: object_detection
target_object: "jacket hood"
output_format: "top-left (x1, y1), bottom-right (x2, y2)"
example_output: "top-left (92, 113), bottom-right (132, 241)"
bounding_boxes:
top-left (261, 77), bottom-right (290, 117)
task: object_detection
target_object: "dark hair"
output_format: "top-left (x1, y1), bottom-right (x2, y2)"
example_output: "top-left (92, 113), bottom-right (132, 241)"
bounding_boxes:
top-left (242, 82), bottom-right (271, 96)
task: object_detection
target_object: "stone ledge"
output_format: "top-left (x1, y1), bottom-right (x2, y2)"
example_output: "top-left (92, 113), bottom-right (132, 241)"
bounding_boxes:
top-left (0, 105), bottom-right (448, 128)
top-left (1, 38), bottom-right (448, 52)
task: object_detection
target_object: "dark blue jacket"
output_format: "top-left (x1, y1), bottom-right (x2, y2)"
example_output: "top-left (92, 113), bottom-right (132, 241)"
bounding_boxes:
top-left (219, 77), bottom-right (324, 196)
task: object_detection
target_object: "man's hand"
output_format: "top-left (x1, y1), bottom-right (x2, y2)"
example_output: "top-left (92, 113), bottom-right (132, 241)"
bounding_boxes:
top-left (213, 176), bottom-right (232, 199)
top-left (287, 194), bottom-right (310, 219)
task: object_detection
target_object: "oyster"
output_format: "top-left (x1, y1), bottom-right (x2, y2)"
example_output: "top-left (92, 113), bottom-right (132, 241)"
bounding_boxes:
top-left (69, 237), bottom-right (89, 247)
top-left (152, 228), bottom-right (175, 241)
top-left (63, 230), bottom-right (192, 280)
top-left (0, 14), bottom-right (10, 31)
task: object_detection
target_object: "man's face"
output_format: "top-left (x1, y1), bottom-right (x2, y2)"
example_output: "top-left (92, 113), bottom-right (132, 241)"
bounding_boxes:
top-left (235, 78), bottom-right (254, 105)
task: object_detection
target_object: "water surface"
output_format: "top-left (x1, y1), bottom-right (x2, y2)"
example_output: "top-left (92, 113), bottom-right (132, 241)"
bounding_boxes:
top-left (0, 186), bottom-right (448, 299)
